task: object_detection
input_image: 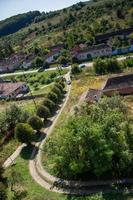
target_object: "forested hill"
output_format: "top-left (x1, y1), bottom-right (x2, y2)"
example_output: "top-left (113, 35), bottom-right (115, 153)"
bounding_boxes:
top-left (0, 11), bottom-right (41, 36)
top-left (0, 0), bottom-right (133, 53)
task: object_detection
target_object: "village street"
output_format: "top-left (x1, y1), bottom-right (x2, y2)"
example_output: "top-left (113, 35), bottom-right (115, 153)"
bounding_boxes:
top-left (0, 54), bottom-right (132, 78)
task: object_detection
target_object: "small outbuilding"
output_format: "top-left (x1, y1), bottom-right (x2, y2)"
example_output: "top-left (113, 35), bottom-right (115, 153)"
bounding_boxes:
top-left (103, 73), bottom-right (133, 96)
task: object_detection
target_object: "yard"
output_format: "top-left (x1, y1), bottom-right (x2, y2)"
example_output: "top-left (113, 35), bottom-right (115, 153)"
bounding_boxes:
top-left (0, 68), bottom-right (68, 164)
top-left (3, 68), bottom-right (68, 92)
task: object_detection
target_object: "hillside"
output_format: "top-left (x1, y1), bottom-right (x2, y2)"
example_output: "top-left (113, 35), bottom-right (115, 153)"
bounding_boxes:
top-left (0, 11), bottom-right (41, 37)
top-left (0, 0), bottom-right (133, 56)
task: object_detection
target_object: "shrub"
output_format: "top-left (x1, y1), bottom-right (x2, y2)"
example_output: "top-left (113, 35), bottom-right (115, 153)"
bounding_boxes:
top-left (15, 123), bottom-right (34, 144)
top-left (37, 105), bottom-right (50, 120)
top-left (28, 115), bottom-right (43, 132)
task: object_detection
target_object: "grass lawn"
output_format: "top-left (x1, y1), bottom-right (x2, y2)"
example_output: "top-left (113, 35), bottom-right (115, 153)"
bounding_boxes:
top-left (0, 138), bottom-right (20, 163)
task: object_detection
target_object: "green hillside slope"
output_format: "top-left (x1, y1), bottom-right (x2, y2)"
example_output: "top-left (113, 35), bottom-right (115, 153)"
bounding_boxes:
top-left (0, 0), bottom-right (133, 54)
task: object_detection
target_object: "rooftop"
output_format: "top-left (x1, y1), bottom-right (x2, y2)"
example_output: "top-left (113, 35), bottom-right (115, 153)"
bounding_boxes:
top-left (74, 44), bottom-right (111, 54)
top-left (0, 82), bottom-right (25, 97)
top-left (96, 27), bottom-right (133, 42)
top-left (103, 73), bottom-right (133, 91)
top-left (80, 89), bottom-right (102, 103)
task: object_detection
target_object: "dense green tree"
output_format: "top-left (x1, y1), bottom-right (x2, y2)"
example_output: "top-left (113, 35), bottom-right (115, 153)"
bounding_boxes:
top-left (5, 104), bottom-right (22, 130)
top-left (57, 56), bottom-right (68, 65)
top-left (44, 96), bottom-right (133, 179)
top-left (47, 92), bottom-right (58, 103)
top-left (54, 83), bottom-right (64, 92)
top-left (94, 58), bottom-right (122, 75)
top-left (51, 86), bottom-right (62, 99)
top-left (0, 11), bottom-right (40, 36)
top-left (71, 64), bottom-right (81, 75)
top-left (0, 162), bottom-right (7, 200)
top-left (37, 105), bottom-right (50, 121)
top-left (15, 123), bottom-right (34, 145)
top-left (0, 183), bottom-right (7, 200)
top-left (28, 116), bottom-right (43, 132)
top-left (42, 98), bottom-right (55, 112)
top-left (33, 56), bottom-right (44, 68)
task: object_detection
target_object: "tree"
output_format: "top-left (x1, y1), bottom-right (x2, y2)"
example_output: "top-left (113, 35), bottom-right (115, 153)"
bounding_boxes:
top-left (94, 58), bottom-right (122, 75)
top-left (44, 96), bottom-right (133, 179)
top-left (15, 123), bottom-right (34, 145)
top-left (0, 163), bottom-right (7, 200)
top-left (5, 104), bottom-right (22, 130)
top-left (28, 116), bottom-right (43, 132)
top-left (33, 56), bottom-right (44, 68)
top-left (58, 56), bottom-right (68, 65)
top-left (93, 58), bottom-right (107, 75)
top-left (43, 61), bottom-right (49, 69)
top-left (47, 92), bottom-right (58, 103)
top-left (51, 86), bottom-right (62, 99)
top-left (37, 105), bottom-right (50, 121)
top-left (8, 170), bottom-right (27, 200)
top-left (71, 56), bottom-right (79, 64)
top-left (0, 183), bottom-right (7, 200)
top-left (42, 98), bottom-right (55, 112)
top-left (71, 64), bottom-right (81, 75)
top-left (54, 83), bottom-right (64, 92)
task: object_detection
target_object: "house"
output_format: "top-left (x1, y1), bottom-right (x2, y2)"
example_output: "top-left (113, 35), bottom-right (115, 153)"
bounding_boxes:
top-left (81, 73), bottom-right (133, 104)
top-left (95, 27), bottom-right (133, 43)
top-left (103, 73), bottom-right (133, 96)
top-left (73, 44), bottom-right (112, 61)
top-left (80, 89), bottom-right (102, 104)
top-left (44, 50), bottom-right (60, 63)
top-left (112, 44), bottom-right (133, 56)
top-left (0, 52), bottom-right (25, 73)
top-left (0, 82), bottom-right (29, 99)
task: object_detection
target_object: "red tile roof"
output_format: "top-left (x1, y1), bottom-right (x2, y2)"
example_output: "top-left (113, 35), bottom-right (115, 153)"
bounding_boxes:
top-left (0, 82), bottom-right (25, 97)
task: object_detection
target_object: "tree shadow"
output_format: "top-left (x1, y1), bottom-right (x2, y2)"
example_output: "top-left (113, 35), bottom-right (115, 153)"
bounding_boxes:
top-left (43, 119), bottom-right (53, 128)
top-left (20, 144), bottom-right (38, 160)
top-left (33, 131), bottom-right (47, 143)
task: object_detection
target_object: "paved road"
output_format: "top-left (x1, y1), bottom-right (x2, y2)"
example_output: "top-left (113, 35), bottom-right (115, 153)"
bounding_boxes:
top-left (0, 66), bottom-right (70, 78)
top-left (80, 55), bottom-right (133, 68)
top-left (29, 72), bottom-right (74, 194)
top-left (0, 54), bottom-right (132, 78)
top-left (3, 144), bottom-right (26, 168)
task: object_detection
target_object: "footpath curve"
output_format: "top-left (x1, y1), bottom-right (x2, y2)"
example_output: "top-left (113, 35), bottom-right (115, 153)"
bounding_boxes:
top-left (29, 73), bottom-right (133, 195)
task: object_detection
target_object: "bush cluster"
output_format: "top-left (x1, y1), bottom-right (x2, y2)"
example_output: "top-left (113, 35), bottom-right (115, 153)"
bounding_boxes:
top-left (14, 79), bottom-right (66, 145)
top-left (94, 58), bottom-right (122, 75)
